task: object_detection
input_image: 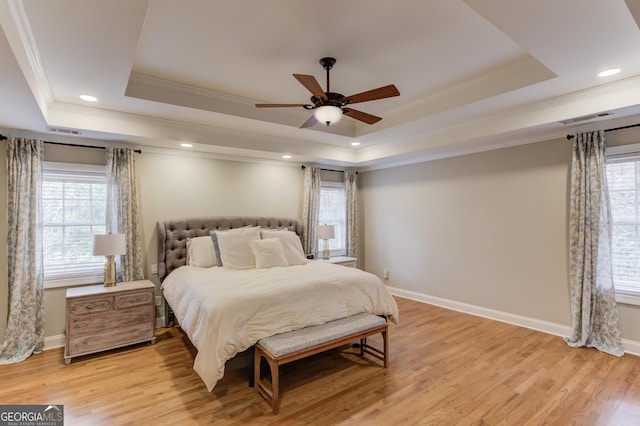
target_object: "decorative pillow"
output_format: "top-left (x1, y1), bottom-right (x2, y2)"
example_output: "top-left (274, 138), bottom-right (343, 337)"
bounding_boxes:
top-left (250, 238), bottom-right (288, 269)
top-left (214, 226), bottom-right (262, 270)
top-left (186, 236), bottom-right (217, 268)
top-left (260, 229), bottom-right (307, 266)
top-left (209, 231), bottom-right (223, 267)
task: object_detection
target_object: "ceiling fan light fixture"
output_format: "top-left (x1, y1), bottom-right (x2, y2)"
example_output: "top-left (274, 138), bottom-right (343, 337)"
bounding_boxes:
top-left (314, 105), bottom-right (343, 126)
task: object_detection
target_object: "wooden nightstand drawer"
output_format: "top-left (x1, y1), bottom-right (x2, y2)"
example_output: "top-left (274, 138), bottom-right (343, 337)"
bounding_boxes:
top-left (115, 290), bottom-right (153, 309)
top-left (69, 297), bottom-right (113, 315)
top-left (67, 323), bottom-right (155, 356)
top-left (68, 305), bottom-right (154, 336)
top-left (65, 280), bottom-right (157, 364)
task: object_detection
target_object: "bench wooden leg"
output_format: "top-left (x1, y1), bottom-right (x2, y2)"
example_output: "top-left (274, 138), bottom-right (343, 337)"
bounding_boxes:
top-left (360, 328), bottom-right (389, 368)
top-left (382, 328), bottom-right (388, 368)
top-left (254, 345), bottom-right (281, 414)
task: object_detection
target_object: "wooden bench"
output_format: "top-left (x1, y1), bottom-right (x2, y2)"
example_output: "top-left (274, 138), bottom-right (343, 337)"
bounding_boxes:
top-left (254, 312), bottom-right (389, 414)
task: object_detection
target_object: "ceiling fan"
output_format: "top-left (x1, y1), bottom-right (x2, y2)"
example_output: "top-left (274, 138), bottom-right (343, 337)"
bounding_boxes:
top-left (256, 57), bottom-right (400, 128)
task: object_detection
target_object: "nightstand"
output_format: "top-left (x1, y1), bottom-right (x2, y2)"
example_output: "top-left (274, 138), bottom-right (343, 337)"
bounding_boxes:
top-left (315, 256), bottom-right (358, 268)
top-left (64, 280), bottom-right (156, 365)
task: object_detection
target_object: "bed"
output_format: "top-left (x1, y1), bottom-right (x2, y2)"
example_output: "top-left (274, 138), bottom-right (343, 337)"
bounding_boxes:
top-left (157, 216), bottom-right (399, 391)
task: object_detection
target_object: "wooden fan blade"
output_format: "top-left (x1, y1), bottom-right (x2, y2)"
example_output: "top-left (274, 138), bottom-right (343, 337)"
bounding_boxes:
top-left (343, 108), bottom-right (382, 125)
top-left (293, 74), bottom-right (328, 100)
top-left (255, 103), bottom-right (311, 108)
top-left (344, 84), bottom-right (400, 104)
top-left (300, 114), bottom-right (318, 128)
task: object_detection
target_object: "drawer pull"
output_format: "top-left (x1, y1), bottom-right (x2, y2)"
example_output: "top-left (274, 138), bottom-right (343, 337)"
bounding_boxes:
top-left (128, 297), bottom-right (141, 303)
top-left (139, 329), bottom-right (150, 335)
top-left (138, 312), bottom-right (149, 319)
top-left (74, 323), bottom-right (88, 328)
top-left (75, 342), bottom-right (87, 348)
top-left (86, 303), bottom-right (96, 310)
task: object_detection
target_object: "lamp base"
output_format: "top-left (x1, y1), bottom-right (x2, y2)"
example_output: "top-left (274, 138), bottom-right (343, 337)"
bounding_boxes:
top-left (322, 239), bottom-right (330, 260)
top-left (103, 255), bottom-right (117, 287)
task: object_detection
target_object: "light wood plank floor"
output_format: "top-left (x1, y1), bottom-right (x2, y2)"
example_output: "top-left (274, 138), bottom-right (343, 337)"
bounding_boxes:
top-left (2, 297), bottom-right (640, 425)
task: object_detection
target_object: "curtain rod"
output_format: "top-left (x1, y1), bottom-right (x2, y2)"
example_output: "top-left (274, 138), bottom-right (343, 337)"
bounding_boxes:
top-left (301, 165), bottom-right (358, 174)
top-left (566, 123), bottom-right (640, 140)
top-left (0, 134), bottom-right (141, 153)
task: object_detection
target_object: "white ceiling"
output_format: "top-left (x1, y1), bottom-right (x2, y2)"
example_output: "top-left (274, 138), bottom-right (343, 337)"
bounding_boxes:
top-left (2, 0), bottom-right (640, 169)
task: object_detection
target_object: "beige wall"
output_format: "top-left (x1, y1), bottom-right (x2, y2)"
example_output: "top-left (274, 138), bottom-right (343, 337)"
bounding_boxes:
top-left (4, 132), bottom-right (640, 346)
top-left (360, 136), bottom-right (640, 342)
top-left (0, 146), bottom-right (305, 341)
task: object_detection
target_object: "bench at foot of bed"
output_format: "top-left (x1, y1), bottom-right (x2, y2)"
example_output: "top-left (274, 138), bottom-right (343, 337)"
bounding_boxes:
top-left (254, 312), bottom-right (389, 414)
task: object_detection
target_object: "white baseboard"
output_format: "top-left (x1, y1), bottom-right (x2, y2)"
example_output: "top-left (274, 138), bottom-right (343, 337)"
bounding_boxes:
top-left (44, 334), bottom-right (65, 350)
top-left (386, 286), bottom-right (640, 357)
top-left (156, 316), bottom-right (166, 329)
top-left (622, 339), bottom-right (640, 356)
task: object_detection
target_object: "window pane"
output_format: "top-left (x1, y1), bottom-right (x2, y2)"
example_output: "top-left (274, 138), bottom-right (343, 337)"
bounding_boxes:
top-left (43, 199), bottom-right (64, 224)
top-left (606, 158), bottom-right (640, 293)
top-left (41, 165), bottom-right (107, 280)
top-left (43, 181), bottom-right (63, 199)
top-left (319, 183), bottom-right (346, 255)
top-left (609, 190), bottom-right (638, 222)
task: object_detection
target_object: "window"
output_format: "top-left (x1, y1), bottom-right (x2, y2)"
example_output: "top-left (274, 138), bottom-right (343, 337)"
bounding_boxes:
top-left (42, 162), bottom-right (107, 288)
top-left (606, 154), bottom-right (640, 296)
top-left (319, 181), bottom-right (346, 256)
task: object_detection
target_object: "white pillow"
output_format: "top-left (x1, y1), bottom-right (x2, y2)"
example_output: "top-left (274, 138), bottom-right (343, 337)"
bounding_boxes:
top-left (186, 236), bottom-right (217, 268)
top-left (250, 238), bottom-right (288, 269)
top-left (215, 226), bottom-right (262, 270)
top-left (260, 229), bottom-right (307, 266)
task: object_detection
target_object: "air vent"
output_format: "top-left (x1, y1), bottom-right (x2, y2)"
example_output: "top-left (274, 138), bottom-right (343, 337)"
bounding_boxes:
top-left (46, 126), bottom-right (81, 135)
top-left (560, 112), bottom-right (612, 125)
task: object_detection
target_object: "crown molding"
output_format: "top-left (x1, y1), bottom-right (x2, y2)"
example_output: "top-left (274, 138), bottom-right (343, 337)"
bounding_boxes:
top-left (0, 0), bottom-right (54, 115)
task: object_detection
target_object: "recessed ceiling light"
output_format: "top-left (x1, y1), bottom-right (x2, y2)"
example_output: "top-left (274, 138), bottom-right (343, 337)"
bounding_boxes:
top-left (282, 155), bottom-right (292, 159)
top-left (598, 68), bottom-right (621, 77)
top-left (79, 94), bottom-right (97, 102)
top-left (180, 143), bottom-right (192, 148)
top-left (351, 142), bottom-right (361, 146)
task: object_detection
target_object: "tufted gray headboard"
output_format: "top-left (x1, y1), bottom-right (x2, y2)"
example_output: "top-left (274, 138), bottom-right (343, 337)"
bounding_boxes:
top-left (156, 216), bottom-right (304, 280)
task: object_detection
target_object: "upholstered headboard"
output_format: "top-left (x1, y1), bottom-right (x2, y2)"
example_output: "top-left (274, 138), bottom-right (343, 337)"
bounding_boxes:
top-left (156, 216), bottom-right (304, 280)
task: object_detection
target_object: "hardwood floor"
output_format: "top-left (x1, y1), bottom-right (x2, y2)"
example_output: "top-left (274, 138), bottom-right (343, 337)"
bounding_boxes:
top-left (2, 296), bottom-right (640, 425)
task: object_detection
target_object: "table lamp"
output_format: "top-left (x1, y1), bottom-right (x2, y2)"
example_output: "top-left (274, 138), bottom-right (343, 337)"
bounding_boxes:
top-left (316, 224), bottom-right (335, 260)
top-left (93, 233), bottom-right (126, 287)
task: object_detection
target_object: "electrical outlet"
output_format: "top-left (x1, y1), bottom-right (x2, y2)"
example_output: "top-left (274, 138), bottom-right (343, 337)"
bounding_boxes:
top-left (383, 269), bottom-right (390, 280)
top-left (155, 296), bottom-right (162, 307)
top-left (151, 263), bottom-right (158, 275)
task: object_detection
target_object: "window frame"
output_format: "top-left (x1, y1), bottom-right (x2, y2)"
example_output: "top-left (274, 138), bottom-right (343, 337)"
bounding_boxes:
top-left (318, 180), bottom-right (347, 257)
top-left (42, 161), bottom-right (107, 289)
top-left (606, 142), bottom-right (640, 305)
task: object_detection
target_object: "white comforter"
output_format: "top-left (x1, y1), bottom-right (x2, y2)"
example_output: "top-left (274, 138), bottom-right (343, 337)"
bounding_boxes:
top-left (161, 261), bottom-right (399, 391)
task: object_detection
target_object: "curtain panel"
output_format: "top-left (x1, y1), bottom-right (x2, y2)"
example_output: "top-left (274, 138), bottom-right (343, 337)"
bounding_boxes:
top-left (302, 167), bottom-right (321, 257)
top-left (0, 138), bottom-right (44, 364)
top-left (106, 147), bottom-right (144, 282)
top-left (564, 130), bottom-right (624, 356)
top-left (344, 170), bottom-right (359, 265)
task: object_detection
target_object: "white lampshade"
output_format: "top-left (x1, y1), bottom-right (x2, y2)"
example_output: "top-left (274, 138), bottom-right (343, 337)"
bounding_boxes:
top-left (316, 224), bottom-right (335, 240)
top-left (314, 106), bottom-right (343, 126)
top-left (92, 233), bottom-right (126, 256)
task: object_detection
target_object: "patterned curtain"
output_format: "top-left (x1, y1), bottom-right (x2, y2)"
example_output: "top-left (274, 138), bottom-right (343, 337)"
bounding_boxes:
top-left (564, 131), bottom-right (624, 356)
top-left (301, 167), bottom-right (321, 257)
top-left (106, 147), bottom-right (143, 282)
top-left (0, 138), bottom-right (44, 364)
top-left (344, 170), bottom-right (359, 265)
